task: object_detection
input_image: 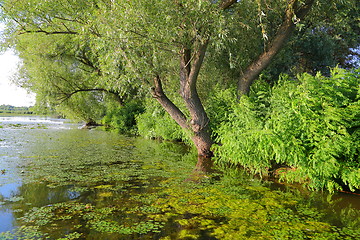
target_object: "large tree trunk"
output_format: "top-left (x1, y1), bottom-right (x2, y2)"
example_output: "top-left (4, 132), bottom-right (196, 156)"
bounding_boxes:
top-left (237, 0), bottom-right (315, 97)
top-left (179, 42), bottom-right (214, 172)
top-left (149, 0), bottom-right (239, 172)
top-left (192, 128), bottom-right (214, 172)
top-left (152, 75), bottom-right (213, 172)
top-left (152, 41), bottom-right (214, 172)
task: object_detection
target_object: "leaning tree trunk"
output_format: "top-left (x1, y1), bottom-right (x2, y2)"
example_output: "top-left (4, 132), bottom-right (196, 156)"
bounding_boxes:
top-left (151, 41), bottom-right (213, 172)
top-left (237, 0), bottom-right (315, 97)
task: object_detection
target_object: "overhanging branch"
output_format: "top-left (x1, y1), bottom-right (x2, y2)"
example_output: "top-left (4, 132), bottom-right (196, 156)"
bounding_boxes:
top-left (19, 29), bottom-right (78, 35)
top-left (58, 88), bottom-right (114, 103)
top-left (237, 0), bottom-right (315, 96)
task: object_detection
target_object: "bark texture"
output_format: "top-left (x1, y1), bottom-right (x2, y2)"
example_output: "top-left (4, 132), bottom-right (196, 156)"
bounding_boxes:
top-left (179, 42), bottom-right (213, 159)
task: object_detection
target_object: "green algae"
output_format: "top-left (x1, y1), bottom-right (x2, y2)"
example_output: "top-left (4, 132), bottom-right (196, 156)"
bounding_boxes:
top-left (144, 178), bottom-right (346, 240)
top-left (3, 172), bottom-right (360, 240)
top-left (0, 120), bottom-right (360, 239)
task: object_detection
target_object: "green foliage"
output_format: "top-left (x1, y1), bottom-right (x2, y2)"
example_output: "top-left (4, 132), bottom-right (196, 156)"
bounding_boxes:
top-left (55, 92), bottom-right (107, 123)
top-left (1, 0), bottom-right (359, 191)
top-left (204, 85), bottom-right (237, 137)
top-left (101, 101), bottom-right (144, 134)
top-left (212, 0), bottom-right (360, 82)
top-left (136, 97), bottom-right (190, 142)
top-left (215, 68), bottom-right (360, 191)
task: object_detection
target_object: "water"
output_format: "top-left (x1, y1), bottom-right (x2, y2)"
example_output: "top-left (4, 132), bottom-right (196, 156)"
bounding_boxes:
top-left (0, 116), bottom-right (359, 239)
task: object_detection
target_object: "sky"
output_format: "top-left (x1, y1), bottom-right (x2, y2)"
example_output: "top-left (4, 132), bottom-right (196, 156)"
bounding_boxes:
top-left (0, 23), bottom-right (35, 107)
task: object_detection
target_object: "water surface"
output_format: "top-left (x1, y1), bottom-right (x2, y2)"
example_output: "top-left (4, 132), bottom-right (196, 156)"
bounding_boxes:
top-left (0, 116), bottom-right (359, 239)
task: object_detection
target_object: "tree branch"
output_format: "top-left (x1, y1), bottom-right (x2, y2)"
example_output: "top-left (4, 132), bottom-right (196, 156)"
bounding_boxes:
top-left (179, 41), bottom-right (210, 135)
top-left (188, 41), bottom-right (209, 87)
top-left (237, 0), bottom-right (315, 96)
top-left (219, 0), bottom-right (238, 10)
top-left (75, 53), bottom-right (101, 75)
top-left (18, 29), bottom-right (78, 35)
top-left (53, 15), bottom-right (85, 24)
top-left (151, 75), bottom-right (190, 130)
top-left (58, 88), bottom-right (110, 102)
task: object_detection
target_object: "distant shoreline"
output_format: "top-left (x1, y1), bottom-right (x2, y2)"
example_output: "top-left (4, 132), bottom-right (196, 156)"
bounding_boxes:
top-left (0, 104), bottom-right (34, 115)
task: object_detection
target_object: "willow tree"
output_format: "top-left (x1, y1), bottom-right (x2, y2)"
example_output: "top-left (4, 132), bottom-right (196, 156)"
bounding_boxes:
top-left (1, 0), bottom-right (137, 123)
top-left (83, 0), bottom-right (321, 171)
top-left (1, 0), bottom-right (350, 172)
top-left (12, 34), bottom-right (106, 122)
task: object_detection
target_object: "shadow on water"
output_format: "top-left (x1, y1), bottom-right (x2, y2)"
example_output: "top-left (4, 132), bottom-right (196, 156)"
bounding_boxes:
top-left (0, 116), bottom-right (359, 239)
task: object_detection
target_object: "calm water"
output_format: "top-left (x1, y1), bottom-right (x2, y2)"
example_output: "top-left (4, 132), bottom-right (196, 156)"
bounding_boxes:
top-left (0, 116), bottom-right (359, 240)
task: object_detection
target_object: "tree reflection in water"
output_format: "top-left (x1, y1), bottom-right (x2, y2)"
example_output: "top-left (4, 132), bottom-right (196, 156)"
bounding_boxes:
top-left (0, 117), bottom-right (359, 239)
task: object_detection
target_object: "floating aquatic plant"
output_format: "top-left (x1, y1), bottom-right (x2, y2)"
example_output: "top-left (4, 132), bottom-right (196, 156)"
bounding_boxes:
top-left (1, 123), bottom-right (360, 239)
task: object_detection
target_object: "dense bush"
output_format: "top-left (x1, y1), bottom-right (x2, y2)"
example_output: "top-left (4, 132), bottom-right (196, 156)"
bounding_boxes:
top-left (204, 86), bottom-right (237, 139)
top-left (111, 68), bottom-right (359, 192)
top-left (214, 68), bottom-right (360, 192)
top-left (101, 101), bottom-right (144, 134)
top-left (136, 97), bottom-right (190, 142)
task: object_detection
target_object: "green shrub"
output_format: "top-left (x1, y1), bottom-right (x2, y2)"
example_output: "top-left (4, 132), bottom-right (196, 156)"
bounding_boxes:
top-left (101, 101), bottom-right (144, 134)
top-left (136, 97), bottom-right (190, 142)
top-left (215, 68), bottom-right (360, 192)
top-left (204, 85), bottom-right (237, 139)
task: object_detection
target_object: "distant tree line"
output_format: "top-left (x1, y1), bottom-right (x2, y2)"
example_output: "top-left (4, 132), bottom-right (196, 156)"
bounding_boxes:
top-left (0, 105), bottom-right (34, 114)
